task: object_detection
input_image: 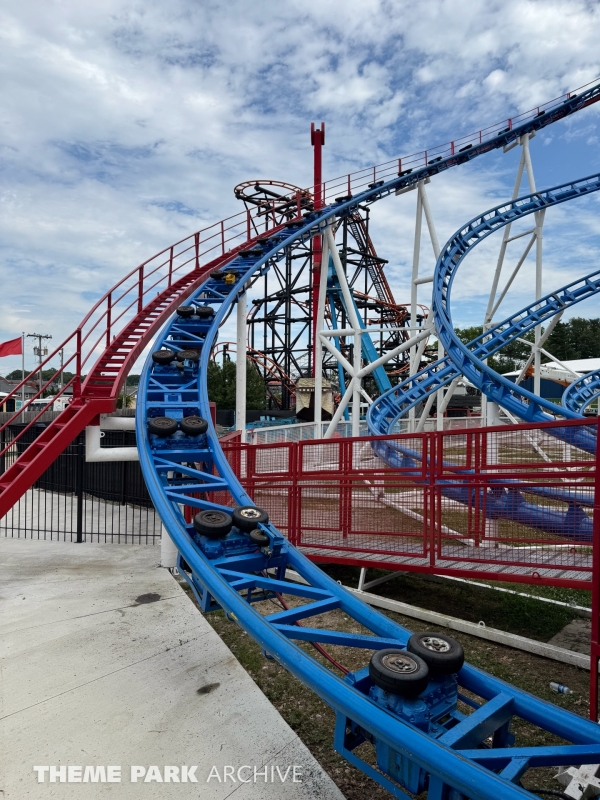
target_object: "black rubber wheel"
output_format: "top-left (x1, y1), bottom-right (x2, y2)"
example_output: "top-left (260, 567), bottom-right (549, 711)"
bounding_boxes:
top-left (210, 270), bottom-right (224, 279)
top-left (224, 268), bottom-right (239, 277)
top-left (180, 415), bottom-right (208, 436)
top-left (232, 506), bottom-right (269, 532)
top-left (175, 348), bottom-right (200, 363)
top-left (249, 528), bottom-right (270, 547)
top-left (195, 306), bottom-right (214, 318)
top-left (176, 305), bottom-right (195, 318)
top-left (193, 510), bottom-right (233, 539)
top-left (148, 416), bottom-right (178, 437)
top-left (152, 348), bottom-right (176, 365)
top-left (407, 632), bottom-right (464, 675)
top-left (369, 649), bottom-right (429, 696)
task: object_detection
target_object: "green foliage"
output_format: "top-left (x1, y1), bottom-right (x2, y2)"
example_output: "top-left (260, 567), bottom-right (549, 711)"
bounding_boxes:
top-left (207, 358), bottom-right (266, 410)
top-left (454, 318), bottom-right (600, 375)
top-left (454, 326), bottom-right (534, 374)
top-left (545, 317), bottom-right (600, 362)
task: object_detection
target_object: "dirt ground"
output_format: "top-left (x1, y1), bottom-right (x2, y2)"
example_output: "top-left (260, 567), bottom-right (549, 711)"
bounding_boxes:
top-left (175, 566), bottom-right (593, 800)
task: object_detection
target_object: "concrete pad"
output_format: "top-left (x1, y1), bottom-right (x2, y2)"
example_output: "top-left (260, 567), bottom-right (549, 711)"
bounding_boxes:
top-left (548, 618), bottom-right (591, 655)
top-left (0, 537), bottom-right (345, 799)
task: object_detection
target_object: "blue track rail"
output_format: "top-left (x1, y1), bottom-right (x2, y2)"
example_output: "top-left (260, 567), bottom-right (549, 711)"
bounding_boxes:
top-left (136, 84), bottom-right (600, 798)
top-left (366, 174), bottom-right (600, 541)
top-left (563, 369), bottom-right (600, 414)
top-left (137, 224), bottom-right (600, 800)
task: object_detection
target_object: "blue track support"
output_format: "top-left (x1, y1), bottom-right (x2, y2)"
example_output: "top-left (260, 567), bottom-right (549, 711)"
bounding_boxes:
top-left (563, 369), bottom-right (600, 414)
top-left (137, 181), bottom-right (600, 798)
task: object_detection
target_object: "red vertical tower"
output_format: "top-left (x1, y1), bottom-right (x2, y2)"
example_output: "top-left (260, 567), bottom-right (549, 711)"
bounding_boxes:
top-left (311, 122), bottom-right (325, 376)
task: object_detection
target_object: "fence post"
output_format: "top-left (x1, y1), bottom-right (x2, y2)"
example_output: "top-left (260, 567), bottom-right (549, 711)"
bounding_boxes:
top-left (289, 442), bottom-right (299, 546)
top-left (106, 293), bottom-right (112, 348)
top-left (74, 329), bottom-right (82, 398)
top-left (138, 266), bottom-right (144, 312)
top-left (429, 432), bottom-right (438, 567)
top-left (341, 439), bottom-right (352, 539)
top-left (589, 420), bottom-right (600, 719)
top-left (0, 425), bottom-right (5, 476)
top-left (75, 433), bottom-right (85, 543)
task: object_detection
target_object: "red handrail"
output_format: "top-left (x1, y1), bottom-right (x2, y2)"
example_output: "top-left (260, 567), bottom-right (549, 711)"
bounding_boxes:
top-left (2, 75), bottom-right (597, 435)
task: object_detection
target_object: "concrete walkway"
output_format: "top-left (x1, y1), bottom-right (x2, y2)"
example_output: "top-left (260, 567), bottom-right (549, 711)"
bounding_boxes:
top-left (0, 537), bottom-right (345, 799)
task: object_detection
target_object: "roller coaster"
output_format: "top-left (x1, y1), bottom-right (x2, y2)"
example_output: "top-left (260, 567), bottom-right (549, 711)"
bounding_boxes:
top-left (3, 79), bottom-right (600, 798)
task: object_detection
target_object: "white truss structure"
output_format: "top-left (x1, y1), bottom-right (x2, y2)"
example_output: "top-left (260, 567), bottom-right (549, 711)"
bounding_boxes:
top-left (234, 133), bottom-right (569, 438)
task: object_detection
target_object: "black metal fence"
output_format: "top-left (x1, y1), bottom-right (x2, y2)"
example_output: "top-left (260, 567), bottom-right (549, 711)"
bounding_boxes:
top-left (0, 412), bottom-right (160, 544)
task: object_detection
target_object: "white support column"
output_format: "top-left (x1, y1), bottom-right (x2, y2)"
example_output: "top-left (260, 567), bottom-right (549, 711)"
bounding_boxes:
top-left (522, 135), bottom-right (545, 399)
top-left (419, 182), bottom-right (443, 431)
top-left (236, 287), bottom-right (247, 443)
top-left (160, 524), bottom-right (178, 569)
top-left (352, 330), bottom-right (362, 438)
top-left (409, 184), bottom-right (423, 433)
top-left (483, 132), bottom-right (546, 423)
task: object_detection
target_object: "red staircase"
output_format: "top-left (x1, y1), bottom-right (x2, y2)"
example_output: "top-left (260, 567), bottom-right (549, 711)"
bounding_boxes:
top-left (0, 223), bottom-right (282, 520)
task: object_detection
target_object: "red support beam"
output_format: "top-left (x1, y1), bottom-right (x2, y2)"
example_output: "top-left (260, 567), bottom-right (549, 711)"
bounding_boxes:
top-left (310, 121), bottom-right (325, 377)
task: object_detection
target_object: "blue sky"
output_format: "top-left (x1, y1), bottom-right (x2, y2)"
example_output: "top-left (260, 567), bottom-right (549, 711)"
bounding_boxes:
top-left (1, 0), bottom-right (599, 377)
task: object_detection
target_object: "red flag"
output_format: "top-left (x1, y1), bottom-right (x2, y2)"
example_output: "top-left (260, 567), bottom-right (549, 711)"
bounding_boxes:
top-left (0, 337), bottom-right (22, 357)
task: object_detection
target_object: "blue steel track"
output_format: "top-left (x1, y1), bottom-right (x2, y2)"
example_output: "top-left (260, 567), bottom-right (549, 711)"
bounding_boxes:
top-left (563, 369), bottom-right (600, 414)
top-left (137, 81), bottom-right (600, 799)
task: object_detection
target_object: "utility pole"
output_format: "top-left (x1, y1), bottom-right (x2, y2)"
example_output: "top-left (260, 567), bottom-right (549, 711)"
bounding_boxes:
top-left (26, 333), bottom-right (52, 394)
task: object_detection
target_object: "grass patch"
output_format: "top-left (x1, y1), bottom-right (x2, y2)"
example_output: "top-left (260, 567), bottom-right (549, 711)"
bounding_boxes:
top-left (319, 564), bottom-right (580, 641)
top-left (175, 571), bottom-right (591, 800)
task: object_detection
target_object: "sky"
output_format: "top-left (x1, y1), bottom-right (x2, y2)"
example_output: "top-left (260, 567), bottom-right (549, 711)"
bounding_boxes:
top-left (1, 0), bottom-right (600, 378)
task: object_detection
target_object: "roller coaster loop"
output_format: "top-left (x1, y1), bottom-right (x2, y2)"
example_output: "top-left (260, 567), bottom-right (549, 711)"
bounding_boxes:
top-left (563, 369), bottom-right (600, 414)
top-left (1, 75), bottom-right (598, 521)
top-left (137, 169), bottom-right (600, 797)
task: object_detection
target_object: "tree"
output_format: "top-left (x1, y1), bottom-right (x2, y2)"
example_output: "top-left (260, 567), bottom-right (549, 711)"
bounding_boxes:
top-left (544, 318), bottom-right (600, 362)
top-left (454, 326), bottom-right (534, 374)
top-left (453, 317), bottom-right (600, 374)
top-left (207, 359), bottom-right (266, 410)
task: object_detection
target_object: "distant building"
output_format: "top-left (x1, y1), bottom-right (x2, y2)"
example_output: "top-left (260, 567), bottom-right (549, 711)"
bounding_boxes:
top-left (504, 358), bottom-right (600, 400)
top-left (0, 378), bottom-right (38, 412)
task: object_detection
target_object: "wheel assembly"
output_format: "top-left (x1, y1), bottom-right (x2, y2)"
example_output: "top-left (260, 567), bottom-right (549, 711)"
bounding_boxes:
top-left (176, 305), bottom-right (195, 318)
top-left (175, 348), bottom-right (200, 363)
top-left (180, 415), bottom-right (208, 436)
top-left (210, 270), bottom-right (225, 279)
top-left (196, 306), bottom-right (215, 318)
top-left (369, 649), bottom-right (429, 696)
top-left (232, 506), bottom-right (269, 532)
top-left (249, 528), bottom-right (270, 547)
top-left (147, 416), bottom-right (178, 437)
top-left (193, 510), bottom-right (233, 539)
top-left (151, 348), bottom-right (176, 365)
top-left (407, 632), bottom-right (464, 675)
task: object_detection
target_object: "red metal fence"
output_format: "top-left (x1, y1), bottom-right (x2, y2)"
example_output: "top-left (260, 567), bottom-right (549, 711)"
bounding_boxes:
top-left (221, 418), bottom-right (600, 590)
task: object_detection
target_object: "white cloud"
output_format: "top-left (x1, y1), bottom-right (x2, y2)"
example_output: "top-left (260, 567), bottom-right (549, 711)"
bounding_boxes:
top-left (0, 0), bottom-right (599, 376)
